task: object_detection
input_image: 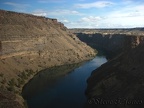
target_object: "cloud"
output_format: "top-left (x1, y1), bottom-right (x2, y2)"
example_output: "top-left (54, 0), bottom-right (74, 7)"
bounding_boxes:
top-left (32, 10), bottom-right (47, 16)
top-left (60, 19), bottom-right (70, 23)
top-left (64, 16), bottom-right (102, 28)
top-left (47, 9), bottom-right (80, 16)
top-left (31, 9), bottom-right (81, 18)
top-left (4, 2), bottom-right (30, 11)
top-left (81, 16), bottom-right (102, 22)
top-left (38, 0), bottom-right (65, 3)
top-left (67, 2), bottom-right (144, 28)
top-left (31, 9), bottom-right (80, 17)
top-left (61, 19), bottom-right (69, 23)
top-left (122, 0), bottom-right (133, 5)
top-left (99, 4), bottom-right (144, 28)
top-left (57, 2), bottom-right (144, 28)
top-left (75, 1), bottom-right (114, 8)
top-left (107, 5), bottom-right (144, 18)
top-left (66, 21), bottom-right (99, 28)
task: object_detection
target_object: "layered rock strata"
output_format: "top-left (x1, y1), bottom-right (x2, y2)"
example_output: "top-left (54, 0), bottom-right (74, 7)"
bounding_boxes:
top-left (85, 42), bottom-right (144, 108)
top-left (70, 29), bottom-right (144, 108)
top-left (0, 10), bottom-right (96, 107)
top-left (72, 31), bottom-right (144, 58)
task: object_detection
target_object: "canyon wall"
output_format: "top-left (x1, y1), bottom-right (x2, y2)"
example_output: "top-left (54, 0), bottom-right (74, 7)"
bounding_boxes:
top-left (71, 30), bottom-right (144, 58)
top-left (70, 29), bottom-right (144, 108)
top-left (85, 43), bottom-right (144, 108)
top-left (0, 10), bottom-right (96, 107)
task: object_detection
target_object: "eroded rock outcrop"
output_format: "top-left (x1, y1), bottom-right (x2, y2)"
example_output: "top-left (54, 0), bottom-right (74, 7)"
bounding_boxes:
top-left (0, 10), bottom-right (96, 107)
top-left (72, 31), bottom-right (144, 59)
top-left (70, 29), bottom-right (144, 108)
top-left (85, 43), bottom-right (144, 108)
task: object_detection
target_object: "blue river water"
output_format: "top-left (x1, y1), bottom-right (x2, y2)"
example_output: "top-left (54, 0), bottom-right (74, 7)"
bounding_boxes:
top-left (22, 56), bottom-right (107, 108)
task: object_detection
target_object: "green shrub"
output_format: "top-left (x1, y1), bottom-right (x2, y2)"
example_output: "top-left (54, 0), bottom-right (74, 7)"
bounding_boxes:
top-left (21, 71), bottom-right (28, 79)
top-left (7, 85), bottom-right (15, 92)
top-left (9, 78), bottom-right (16, 86)
top-left (17, 78), bottom-right (25, 87)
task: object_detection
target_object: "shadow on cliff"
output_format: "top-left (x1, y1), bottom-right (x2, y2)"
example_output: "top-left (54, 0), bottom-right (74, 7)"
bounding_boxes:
top-left (75, 33), bottom-right (126, 60)
top-left (85, 43), bottom-right (144, 108)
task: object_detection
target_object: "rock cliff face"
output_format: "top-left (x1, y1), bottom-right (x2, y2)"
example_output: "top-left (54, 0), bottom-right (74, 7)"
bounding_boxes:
top-left (69, 28), bottom-right (144, 36)
top-left (74, 33), bottom-right (125, 58)
top-left (71, 31), bottom-right (144, 58)
top-left (85, 43), bottom-right (144, 108)
top-left (70, 29), bottom-right (144, 108)
top-left (0, 10), bottom-right (96, 107)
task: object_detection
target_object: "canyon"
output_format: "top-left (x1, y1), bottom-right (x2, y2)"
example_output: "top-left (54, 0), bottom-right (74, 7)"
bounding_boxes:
top-left (70, 28), bottom-right (144, 58)
top-left (1, 9), bottom-right (144, 108)
top-left (0, 10), bottom-right (96, 108)
top-left (70, 29), bottom-right (144, 108)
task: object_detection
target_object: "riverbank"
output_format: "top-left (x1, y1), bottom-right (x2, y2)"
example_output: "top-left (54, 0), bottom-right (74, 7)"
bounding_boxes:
top-left (0, 56), bottom-right (96, 108)
top-left (22, 56), bottom-right (107, 108)
top-left (0, 10), bottom-right (96, 108)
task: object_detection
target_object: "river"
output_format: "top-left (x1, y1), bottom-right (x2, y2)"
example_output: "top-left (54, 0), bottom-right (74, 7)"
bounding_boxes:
top-left (22, 55), bottom-right (107, 108)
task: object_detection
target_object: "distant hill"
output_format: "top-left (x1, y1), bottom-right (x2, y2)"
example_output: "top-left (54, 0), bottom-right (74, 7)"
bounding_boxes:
top-left (69, 28), bottom-right (144, 35)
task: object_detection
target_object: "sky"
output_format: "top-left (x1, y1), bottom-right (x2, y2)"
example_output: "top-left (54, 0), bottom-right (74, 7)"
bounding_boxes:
top-left (0, 0), bottom-right (144, 28)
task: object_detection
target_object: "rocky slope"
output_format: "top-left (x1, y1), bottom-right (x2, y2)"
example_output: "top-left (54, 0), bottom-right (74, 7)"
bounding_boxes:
top-left (70, 29), bottom-right (144, 108)
top-left (70, 29), bottom-right (144, 59)
top-left (85, 42), bottom-right (144, 108)
top-left (0, 10), bottom-right (96, 107)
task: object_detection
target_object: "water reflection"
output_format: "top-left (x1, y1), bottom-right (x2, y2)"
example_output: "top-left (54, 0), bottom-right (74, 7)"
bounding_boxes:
top-left (22, 63), bottom-right (83, 99)
top-left (22, 56), bottom-right (107, 108)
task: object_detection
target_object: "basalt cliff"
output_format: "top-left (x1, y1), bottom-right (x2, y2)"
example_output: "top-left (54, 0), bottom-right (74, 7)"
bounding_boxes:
top-left (70, 28), bottom-right (144, 59)
top-left (0, 10), bottom-right (96, 107)
top-left (70, 29), bottom-right (144, 108)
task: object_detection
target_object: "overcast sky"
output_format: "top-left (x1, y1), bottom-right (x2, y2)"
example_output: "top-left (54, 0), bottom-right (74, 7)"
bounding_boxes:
top-left (0, 0), bottom-right (144, 28)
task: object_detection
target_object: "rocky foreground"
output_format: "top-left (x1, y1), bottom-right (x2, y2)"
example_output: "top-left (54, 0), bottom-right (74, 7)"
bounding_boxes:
top-left (0, 10), bottom-right (96, 107)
